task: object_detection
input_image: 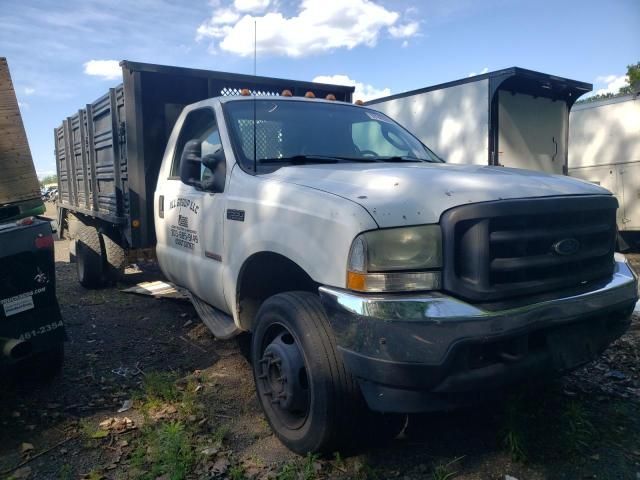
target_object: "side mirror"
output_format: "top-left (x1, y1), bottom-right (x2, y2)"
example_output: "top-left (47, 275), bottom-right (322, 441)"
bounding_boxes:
top-left (179, 139), bottom-right (202, 187)
top-left (201, 148), bottom-right (226, 193)
top-left (202, 147), bottom-right (225, 171)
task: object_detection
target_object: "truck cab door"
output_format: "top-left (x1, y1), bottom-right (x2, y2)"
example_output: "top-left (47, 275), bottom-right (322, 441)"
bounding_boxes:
top-left (155, 107), bottom-right (227, 311)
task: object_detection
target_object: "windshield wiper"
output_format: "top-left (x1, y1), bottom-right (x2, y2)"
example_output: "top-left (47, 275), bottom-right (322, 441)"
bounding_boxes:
top-left (259, 155), bottom-right (377, 165)
top-left (369, 156), bottom-right (425, 163)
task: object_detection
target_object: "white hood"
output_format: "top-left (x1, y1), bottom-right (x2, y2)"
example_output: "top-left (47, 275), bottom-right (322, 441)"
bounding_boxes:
top-left (267, 162), bottom-right (611, 227)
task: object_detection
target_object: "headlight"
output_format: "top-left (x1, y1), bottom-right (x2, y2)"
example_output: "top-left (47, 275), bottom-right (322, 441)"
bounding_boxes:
top-left (347, 225), bottom-right (442, 292)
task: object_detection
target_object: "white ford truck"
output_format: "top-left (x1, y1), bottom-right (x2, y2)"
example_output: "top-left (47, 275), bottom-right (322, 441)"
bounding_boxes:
top-left (56, 62), bottom-right (637, 454)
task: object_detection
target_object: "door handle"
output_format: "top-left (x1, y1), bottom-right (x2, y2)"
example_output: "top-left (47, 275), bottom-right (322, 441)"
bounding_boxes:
top-left (159, 195), bottom-right (164, 218)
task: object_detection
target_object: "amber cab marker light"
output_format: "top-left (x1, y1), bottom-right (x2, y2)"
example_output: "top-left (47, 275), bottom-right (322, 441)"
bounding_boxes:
top-left (325, 93), bottom-right (336, 101)
top-left (304, 91), bottom-right (316, 98)
top-left (347, 271), bottom-right (367, 292)
top-left (281, 89), bottom-right (293, 97)
top-left (354, 99), bottom-right (364, 105)
top-left (240, 88), bottom-right (251, 96)
top-left (132, 219), bottom-right (141, 228)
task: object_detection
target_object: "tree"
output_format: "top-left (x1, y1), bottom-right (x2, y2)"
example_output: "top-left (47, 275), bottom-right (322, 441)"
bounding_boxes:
top-left (619, 61), bottom-right (640, 94)
top-left (577, 61), bottom-right (639, 103)
top-left (39, 174), bottom-right (58, 187)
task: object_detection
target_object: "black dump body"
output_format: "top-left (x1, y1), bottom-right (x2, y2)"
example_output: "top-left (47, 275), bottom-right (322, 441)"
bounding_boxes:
top-left (54, 61), bottom-right (354, 249)
top-left (0, 217), bottom-right (64, 367)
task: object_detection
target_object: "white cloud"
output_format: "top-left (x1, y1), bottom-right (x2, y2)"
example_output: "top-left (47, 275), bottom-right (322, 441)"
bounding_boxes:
top-left (593, 74), bottom-right (628, 95)
top-left (388, 21), bottom-right (419, 38)
top-left (24, 87), bottom-right (35, 95)
top-left (83, 59), bottom-right (121, 80)
top-left (197, 0), bottom-right (416, 57)
top-left (234, 0), bottom-right (270, 12)
top-left (468, 67), bottom-right (488, 77)
top-left (313, 74), bottom-right (390, 102)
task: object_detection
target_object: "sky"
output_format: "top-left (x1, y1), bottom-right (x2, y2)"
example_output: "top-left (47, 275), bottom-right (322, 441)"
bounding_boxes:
top-left (1, 0), bottom-right (639, 177)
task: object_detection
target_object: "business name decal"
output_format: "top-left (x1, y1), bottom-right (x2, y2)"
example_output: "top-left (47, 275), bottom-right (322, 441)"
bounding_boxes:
top-left (169, 197), bottom-right (200, 250)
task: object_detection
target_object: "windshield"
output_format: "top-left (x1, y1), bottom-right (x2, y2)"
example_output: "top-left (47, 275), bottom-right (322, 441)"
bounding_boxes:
top-left (223, 99), bottom-right (442, 172)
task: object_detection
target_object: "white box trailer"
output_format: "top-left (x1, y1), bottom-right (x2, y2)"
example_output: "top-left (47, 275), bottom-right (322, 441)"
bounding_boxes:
top-left (365, 67), bottom-right (591, 175)
top-left (568, 94), bottom-right (640, 244)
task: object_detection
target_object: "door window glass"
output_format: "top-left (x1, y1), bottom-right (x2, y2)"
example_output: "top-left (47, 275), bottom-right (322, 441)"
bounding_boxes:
top-left (171, 108), bottom-right (219, 179)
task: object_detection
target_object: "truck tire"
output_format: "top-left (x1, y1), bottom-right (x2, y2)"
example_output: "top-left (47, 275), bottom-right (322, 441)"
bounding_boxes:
top-left (251, 291), bottom-right (400, 454)
top-left (100, 231), bottom-right (126, 282)
top-left (76, 223), bottom-right (106, 288)
top-left (66, 212), bottom-right (81, 239)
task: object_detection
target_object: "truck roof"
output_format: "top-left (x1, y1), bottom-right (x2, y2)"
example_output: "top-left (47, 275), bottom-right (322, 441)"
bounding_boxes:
top-left (212, 95), bottom-right (363, 106)
top-left (365, 66), bottom-right (592, 106)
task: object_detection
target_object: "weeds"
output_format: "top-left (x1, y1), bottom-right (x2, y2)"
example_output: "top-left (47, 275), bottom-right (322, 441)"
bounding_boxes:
top-left (562, 400), bottom-right (595, 453)
top-left (432, 456), bottom-right (464, 480)
top-left (58, 464), bottom-right (72, 480)
top-left (276, 453), bottom-right (321, 480)
top-left (212, 424), bottom-right (230, 445)
top-left (229, 464), bottom-right (247, 480)
top-left (500, 386), bottom-right (598, 463)
top-left (132, 421), bottom-right (195, 480)
top-left (79, 419), bottom-right (108, 441)
top-left (501, 396), bottom-right (529, 463)
top-left (142, 371), bottom-right (179, 402)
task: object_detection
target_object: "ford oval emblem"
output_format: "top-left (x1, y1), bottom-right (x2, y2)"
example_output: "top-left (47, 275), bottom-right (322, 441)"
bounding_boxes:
top-left (552, 238), bottom-right (580, 256)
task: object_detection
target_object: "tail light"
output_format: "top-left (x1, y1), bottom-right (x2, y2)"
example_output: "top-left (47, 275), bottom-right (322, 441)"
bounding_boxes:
top-left (16, 216), bottom-right (35, 226)
top-left (35, 234), bottom-right (54, 249)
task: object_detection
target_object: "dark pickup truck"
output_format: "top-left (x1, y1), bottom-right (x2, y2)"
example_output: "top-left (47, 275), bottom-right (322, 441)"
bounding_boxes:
top-left (0, 216), bottom-right (65, 377)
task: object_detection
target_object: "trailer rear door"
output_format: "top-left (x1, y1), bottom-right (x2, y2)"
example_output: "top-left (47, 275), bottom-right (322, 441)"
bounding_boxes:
top-left (497, 91), bottom-right (567, 174)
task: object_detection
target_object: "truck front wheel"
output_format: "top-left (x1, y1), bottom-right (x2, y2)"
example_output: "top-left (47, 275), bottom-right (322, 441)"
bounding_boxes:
top-left (76, 223), bottom-right (106, 289)
top-left (251, 291), bottom-right (399, 454)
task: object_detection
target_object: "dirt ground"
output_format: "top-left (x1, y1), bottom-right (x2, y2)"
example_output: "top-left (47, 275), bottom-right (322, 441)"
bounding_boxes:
top-left (1, 210), bottom-right (639, 480)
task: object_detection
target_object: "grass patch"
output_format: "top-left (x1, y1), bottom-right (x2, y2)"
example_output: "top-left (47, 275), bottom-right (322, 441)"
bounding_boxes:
top-left (562, 400), bottom-right (595, 454)
top-left (432, 456), bottom-right (464, 480)
top-left (142, 371), bottom-right (180, 402)
top-left (131, 421), bottom-right (195, 480)
top-left (499, 386), bottom-right (599, 463)
top-left (229, 464), bottom-right (247, 480)
top-left (58, 464), bottom-right (72, 480)
top-left (79, 419), bottom-right (109, 441)
top-left (212, 424), bottom-right (230, 445)
top-left (276, 454), bottom-right (321, 480)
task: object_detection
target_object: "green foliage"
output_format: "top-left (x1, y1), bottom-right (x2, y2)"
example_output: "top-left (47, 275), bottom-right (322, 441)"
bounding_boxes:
top-left (499, 388), bottom-right (598, 463)
top-left (132, 421), bottom-right (195, 480)
top-left (276, 453), bottom-right (321, 480)
top-left (432, 456), bottom-right (464, 480)
top-left (619, 61), bottom-right (640, 94)
top-left (229, 464), bottom-right (248, 480)
top-left (212, 424), bottom-right (230, 445)
top-left (142, 371), bottom-right (180, 402)
top-left (578, 60), bottom-right (639, 103)
top-left (39, 174), bottom-right (58, 186)
top-left (627, 61), bottom-right (640, 85)
top-left (58, 464), bottom-right (73, 480)
top-left (562, 400), bottom-right (595, 454)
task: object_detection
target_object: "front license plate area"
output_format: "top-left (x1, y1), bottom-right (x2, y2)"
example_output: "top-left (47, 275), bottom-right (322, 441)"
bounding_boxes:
top-left (547, 321), bottom-right (604, 371)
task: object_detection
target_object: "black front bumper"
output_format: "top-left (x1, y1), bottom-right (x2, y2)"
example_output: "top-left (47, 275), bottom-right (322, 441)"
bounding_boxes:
top-left (319, 256), bottom-right (637, 413)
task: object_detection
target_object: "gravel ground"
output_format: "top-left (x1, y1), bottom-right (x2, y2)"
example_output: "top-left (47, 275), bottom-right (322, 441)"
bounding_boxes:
top-left (0, 209), bottom-right (638, 479)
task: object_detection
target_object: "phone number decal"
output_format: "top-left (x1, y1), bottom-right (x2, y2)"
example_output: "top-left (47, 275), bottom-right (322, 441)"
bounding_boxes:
top-left (19, 320), bottom-right (64, 341)
top-left (170, 225), bottom-right (199, 250)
